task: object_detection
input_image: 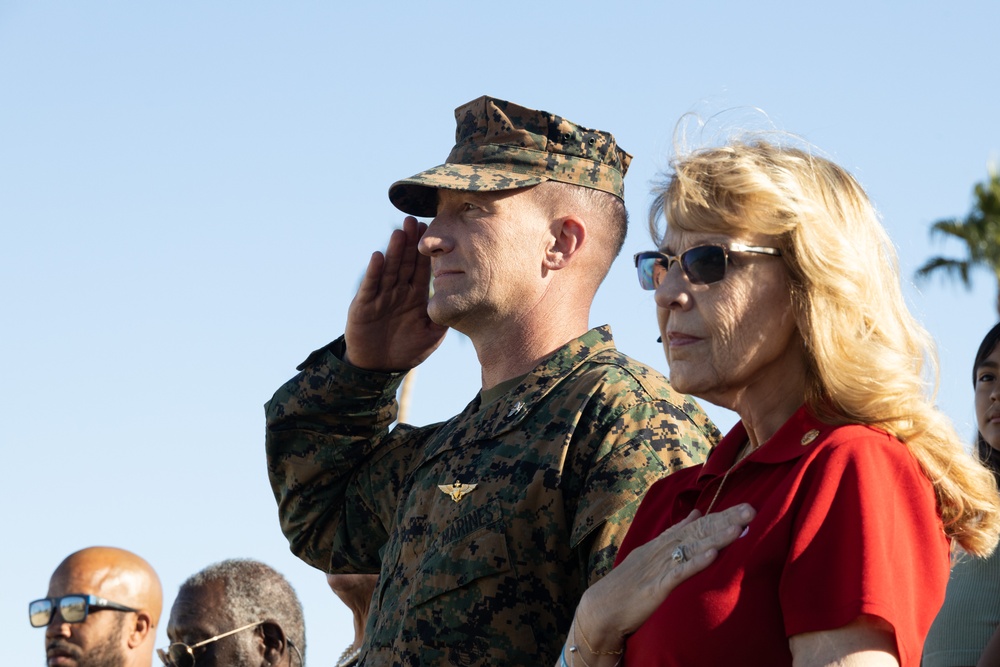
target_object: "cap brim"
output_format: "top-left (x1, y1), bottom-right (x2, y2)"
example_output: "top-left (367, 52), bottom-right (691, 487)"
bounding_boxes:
top-left (388, 164), bottom-right (548, 217)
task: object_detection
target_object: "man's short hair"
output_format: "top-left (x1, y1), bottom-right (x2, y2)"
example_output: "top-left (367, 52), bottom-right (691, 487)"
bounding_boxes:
top-left (533, 180), bottom-right (629, 263)
top-left (182, 559), bottom-right (305, 659)
top-left (562, 183), bottom-right (629, 259)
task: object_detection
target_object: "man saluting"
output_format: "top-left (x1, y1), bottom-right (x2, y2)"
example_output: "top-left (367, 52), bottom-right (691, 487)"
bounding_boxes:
top-left (265, 96), bottom-right (717, 666)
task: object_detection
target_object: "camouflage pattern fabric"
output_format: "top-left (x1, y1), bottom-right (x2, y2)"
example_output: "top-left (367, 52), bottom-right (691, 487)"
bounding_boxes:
top-left (265, 326), bottom-right (718, 666)
top-left (389, 96), bottom-right (633, 218)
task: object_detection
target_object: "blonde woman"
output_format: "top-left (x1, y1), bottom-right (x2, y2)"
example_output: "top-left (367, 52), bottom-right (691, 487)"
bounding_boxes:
top-left (557, 139), bottom-right (1000, 667)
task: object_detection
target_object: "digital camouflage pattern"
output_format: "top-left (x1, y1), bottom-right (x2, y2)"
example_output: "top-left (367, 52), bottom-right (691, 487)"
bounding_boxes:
top-left (265, 326), bottom-right (718, 666)
top-left (388, 95), bottom-right (633, 218)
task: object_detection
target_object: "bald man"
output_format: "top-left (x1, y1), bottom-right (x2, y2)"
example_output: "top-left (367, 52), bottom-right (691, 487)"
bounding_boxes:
top-left (31, 546), bottom-right (162, 667)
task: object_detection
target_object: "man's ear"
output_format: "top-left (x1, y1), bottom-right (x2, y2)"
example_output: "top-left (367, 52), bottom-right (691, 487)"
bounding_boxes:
top-left (544, 216), bottom-right (587, 270)
top-left (126, 612), bottom-right (153, 649)
top-left (260, 621), bottom-right (287, 666)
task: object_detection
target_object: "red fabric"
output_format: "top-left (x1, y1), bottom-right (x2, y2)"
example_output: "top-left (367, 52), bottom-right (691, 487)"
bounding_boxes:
top-left (616, 406), bottom-right (949, 667)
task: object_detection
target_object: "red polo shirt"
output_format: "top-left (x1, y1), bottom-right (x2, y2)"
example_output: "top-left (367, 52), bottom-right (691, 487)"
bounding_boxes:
top-left (616, 406), bottom-right (949, 667)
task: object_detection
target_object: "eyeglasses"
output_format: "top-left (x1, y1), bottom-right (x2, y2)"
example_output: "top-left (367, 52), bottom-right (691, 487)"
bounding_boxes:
top-left (29, 594), bottom-right (138, 627)
top-left (634, 243), bottom-right (782, 289)
top-left (157, 620), bottom-right (264, 667)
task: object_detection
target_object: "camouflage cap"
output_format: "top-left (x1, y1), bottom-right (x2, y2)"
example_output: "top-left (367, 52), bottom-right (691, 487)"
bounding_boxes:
top-left (388, 95), bottom-right (632, 218)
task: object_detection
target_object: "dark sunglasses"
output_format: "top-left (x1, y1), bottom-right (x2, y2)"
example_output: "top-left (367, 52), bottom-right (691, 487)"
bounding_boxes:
top-left (29, 594), bottom-right (137, 628)
top-left (157, 620), bottom-right (264, 667)
top-left (634, 243), bottom-right (782, 289)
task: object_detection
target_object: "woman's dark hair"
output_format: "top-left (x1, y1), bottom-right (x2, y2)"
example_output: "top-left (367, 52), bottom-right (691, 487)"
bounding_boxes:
top-left (973, 322), bottom-right (1000, 477)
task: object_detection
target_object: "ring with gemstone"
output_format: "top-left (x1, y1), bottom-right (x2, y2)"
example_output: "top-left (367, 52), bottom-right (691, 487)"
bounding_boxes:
top-left (671, 545), bottom-right (688, 564)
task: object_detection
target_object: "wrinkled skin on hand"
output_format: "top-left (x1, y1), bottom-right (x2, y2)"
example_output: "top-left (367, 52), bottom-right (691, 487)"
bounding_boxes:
top-left (572, 504), bottom-right (756, 653)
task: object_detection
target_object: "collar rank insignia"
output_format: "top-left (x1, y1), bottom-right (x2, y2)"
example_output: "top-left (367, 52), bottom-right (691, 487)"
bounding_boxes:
top-left (439, 480), bottom-right (477, 503)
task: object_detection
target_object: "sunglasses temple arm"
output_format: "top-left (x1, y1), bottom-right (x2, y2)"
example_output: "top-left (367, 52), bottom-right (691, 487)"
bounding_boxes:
top-left (191, 620), bottom-right (264, 650)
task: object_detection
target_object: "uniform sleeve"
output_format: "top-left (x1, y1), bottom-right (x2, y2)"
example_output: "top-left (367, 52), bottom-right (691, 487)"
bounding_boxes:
top-left (779, 431), bottom-right (949, 666)
top-left (264, 336), bottom-right (422, 573)
top-left (569, 394), bottom-right (718, 585)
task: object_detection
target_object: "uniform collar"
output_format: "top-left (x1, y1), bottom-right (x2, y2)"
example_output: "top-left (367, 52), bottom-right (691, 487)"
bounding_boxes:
top-left (438, 326), bottom-right (617, 445)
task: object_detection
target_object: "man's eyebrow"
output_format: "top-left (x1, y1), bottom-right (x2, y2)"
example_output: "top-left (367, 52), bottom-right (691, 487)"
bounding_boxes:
top-left (437, 190), bottom-right (488, 204)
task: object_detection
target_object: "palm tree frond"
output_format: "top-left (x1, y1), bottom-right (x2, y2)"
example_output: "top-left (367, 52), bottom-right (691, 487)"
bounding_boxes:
top-left (914, 256), bottom-right (972, 287)
top-left (916, 168), bottom-right (1000, 314)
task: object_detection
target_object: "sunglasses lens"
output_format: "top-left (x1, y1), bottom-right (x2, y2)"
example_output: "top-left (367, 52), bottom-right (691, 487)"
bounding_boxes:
top-left (635, 253), bottom-right (665, 290)
top-left (61, 596), bottom-right (88, 623)
top-left (166, 644), bottom-right (194, 667)
top-left (681, 246), bottom-right (727, 284)
top-left (29, 599), bottom-right (53, 627)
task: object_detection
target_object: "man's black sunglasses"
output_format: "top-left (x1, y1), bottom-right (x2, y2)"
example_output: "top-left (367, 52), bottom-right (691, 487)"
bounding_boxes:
top-left (29, 594), bottom-right (137, 627)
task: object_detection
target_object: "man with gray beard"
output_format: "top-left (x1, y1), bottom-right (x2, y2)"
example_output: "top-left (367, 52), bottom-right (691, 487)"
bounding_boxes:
top-left (161, 559), bottom-right (305, 667)
top-left (31, 546), bottom-right (162, 667)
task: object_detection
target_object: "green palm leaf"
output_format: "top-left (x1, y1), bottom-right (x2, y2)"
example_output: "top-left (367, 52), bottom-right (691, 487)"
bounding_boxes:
top-left (915, 168), bottom-right (1000, 312)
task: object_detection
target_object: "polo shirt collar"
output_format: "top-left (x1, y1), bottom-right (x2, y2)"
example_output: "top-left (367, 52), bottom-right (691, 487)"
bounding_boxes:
top-left (699, 404), bottom-right (828, 480)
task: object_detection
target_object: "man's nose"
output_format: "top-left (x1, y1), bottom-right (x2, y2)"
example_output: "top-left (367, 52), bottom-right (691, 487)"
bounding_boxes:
top-left (45, 611), bottom-right (72, 638)
top-left (417, 217), bottom-right (453, 256)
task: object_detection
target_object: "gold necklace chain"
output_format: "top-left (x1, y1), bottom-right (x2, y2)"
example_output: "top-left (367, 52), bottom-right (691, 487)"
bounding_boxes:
top-left (704, 439), bottom-right (758, 515)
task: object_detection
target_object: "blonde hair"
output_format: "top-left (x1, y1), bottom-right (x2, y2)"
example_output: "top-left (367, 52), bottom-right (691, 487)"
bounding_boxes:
top-left (650, 139), bottom-right (1000, 556)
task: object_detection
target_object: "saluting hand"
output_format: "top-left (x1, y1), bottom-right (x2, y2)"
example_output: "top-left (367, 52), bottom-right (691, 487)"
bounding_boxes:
top-left (345, 216), bottom-right (448, 371)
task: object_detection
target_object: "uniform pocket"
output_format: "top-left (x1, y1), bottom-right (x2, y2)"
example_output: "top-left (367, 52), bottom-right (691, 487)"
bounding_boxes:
top-left (407, 500), bottom-right (532, 663)
top-left (409, 499), bottom-right (511, 608)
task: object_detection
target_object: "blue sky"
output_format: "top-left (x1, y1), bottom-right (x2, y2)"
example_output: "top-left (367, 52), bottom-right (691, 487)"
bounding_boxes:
top-left (4, 2), bottom-right (1000, 665)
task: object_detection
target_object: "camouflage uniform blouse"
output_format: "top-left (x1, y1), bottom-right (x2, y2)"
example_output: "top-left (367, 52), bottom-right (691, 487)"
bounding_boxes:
top-left (265, 326), bottom-right (718, 666)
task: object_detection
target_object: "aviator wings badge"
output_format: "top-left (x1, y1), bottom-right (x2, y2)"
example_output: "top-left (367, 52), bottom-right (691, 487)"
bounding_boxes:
top-left (439, 480), bottom-right (478, 503)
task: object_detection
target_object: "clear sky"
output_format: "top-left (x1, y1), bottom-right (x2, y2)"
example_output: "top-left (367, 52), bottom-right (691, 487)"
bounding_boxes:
top-left (4, 2), bottom-right (1000, 665)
